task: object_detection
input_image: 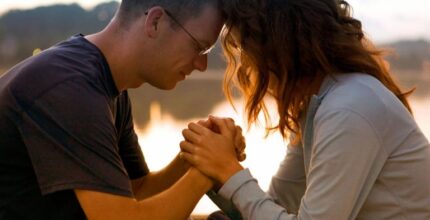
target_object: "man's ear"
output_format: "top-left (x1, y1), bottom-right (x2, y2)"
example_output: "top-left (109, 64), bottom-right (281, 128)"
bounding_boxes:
top-left (144, 6), bottom-right (165, 38)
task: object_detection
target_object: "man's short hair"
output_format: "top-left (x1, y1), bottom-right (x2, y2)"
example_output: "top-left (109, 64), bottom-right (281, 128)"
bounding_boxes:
top-left (117, 0), bottom-right (221, 27)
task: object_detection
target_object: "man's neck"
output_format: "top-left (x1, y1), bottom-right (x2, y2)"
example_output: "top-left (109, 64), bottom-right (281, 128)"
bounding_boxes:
top-left (85, 20), bottom-right (142, 92)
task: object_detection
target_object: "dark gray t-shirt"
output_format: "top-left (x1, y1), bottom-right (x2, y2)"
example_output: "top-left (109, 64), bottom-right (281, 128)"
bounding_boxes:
top-left (0, 34), bottom-right (149, 219)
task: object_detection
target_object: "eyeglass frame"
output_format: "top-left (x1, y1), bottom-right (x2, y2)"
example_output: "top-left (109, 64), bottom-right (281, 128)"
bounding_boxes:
top-left (144, 9), bottom-right (215, 55)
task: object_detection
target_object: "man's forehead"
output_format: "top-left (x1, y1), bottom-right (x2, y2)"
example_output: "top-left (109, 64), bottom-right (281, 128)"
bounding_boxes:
top-left (191, 15), bottom-right (223, 46)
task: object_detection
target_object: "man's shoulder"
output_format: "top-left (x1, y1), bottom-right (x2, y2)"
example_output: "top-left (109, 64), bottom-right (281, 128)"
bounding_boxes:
top-left (6, 35), bottom-right (103, 85)
top-left (5, 58), bottom-right (83, 105)
top-left (4, 43), bottom-right (107, 105)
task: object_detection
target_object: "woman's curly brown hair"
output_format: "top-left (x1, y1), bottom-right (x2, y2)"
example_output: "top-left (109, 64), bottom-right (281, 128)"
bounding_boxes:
top-left (221, 0), bottom-right (413, 140)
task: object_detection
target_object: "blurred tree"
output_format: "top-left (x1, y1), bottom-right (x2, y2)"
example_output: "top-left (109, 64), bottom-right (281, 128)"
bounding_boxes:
top-left (0, 2), bottom-right (118, 68)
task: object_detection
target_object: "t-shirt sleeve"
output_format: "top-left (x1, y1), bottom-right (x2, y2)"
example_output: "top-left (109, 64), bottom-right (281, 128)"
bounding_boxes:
top-left (13, 78), bottom-right (135, 197)
top-left (117, 92), bottom-right (149, 179)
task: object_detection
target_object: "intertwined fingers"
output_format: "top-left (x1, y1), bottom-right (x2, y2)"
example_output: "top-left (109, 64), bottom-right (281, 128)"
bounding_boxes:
top-left (179, 140), bottom-right (201, 165)
top-left (234, 125), bottom-right (247, 162)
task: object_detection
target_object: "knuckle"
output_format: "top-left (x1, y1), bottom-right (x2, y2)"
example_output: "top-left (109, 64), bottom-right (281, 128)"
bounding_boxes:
top-left (195, 137), bottom-right (203, 145)
top-left (192, 155), bottom-right (200, 164)
top-left (187, 122), bottom-right (195, 129)
top-left (201, 129), bottom-right (211, 137)
top-left (240, 154), bottom-right (247, 161)
top-left (193, 146), bottom-right (199, 153)
top-left (234, 142), bottom-right (241, 149)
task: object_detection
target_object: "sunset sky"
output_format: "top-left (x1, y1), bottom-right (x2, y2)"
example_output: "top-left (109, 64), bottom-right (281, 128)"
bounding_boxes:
top-left (0, 0), bottom-right (429, 43)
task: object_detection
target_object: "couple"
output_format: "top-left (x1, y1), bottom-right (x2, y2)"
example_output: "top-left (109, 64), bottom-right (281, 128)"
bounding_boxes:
top-left (0, 0), bottom-right (429, 219)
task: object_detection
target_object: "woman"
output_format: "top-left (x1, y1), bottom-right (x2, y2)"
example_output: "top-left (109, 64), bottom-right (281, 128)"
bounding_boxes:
top-left (180, 0), bottom-right (430, 219)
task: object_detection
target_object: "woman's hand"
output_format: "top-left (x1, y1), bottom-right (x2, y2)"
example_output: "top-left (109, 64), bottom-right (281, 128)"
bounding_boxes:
top-left (196, 117), bottom-right (247, 162)
top-left (180, 116), bottom-right (244, 184)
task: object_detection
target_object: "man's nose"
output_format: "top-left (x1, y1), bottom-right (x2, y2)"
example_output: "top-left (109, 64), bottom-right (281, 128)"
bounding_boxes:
top-left (193, 54), bottom-right (208, 72)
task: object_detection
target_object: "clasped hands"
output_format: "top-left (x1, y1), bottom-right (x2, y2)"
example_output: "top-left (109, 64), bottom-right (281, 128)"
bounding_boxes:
top-left (179, 116), bottom-right (246, 185)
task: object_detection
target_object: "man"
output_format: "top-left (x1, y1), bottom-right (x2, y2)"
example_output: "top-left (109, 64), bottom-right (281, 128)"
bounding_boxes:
top-left (0, 0), bottom-right (230, 219)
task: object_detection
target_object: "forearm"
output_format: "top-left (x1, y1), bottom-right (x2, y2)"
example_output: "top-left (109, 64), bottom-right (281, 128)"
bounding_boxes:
top-left (133, 154), bottom-right (190, 200)
top-left (217, 169), bottom-right (296, 220)
top-left (77, 168), bottom-right (212, 220)
top-left (138, 168), bottom-right (211, 219)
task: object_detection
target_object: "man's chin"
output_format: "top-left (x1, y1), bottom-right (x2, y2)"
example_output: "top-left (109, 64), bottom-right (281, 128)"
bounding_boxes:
top-left (158, 82), bottom-right (178, 91)
top-left (148, 80), bottom-right (181, 90)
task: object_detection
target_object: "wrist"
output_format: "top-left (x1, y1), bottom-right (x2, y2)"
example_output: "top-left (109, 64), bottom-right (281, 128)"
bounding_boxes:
top-left (176, 153), bottom-right (191, 170)
top-left (188, 168), bottom-right (214, 190)
top-left (218, 163), bottom-right (244, 185)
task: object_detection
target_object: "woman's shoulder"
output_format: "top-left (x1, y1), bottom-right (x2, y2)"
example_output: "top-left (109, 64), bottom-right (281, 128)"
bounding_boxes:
top-left (315, 73), bottom-right (410, 132)
top-left (321, 73), bottom-right (402, 112)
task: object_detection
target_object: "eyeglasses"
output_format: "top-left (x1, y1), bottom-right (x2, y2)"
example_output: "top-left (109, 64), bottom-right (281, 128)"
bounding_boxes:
top-left (145, 9), bottom-right (214, 55)
top-left (164, 10), bottom-right (215, 55)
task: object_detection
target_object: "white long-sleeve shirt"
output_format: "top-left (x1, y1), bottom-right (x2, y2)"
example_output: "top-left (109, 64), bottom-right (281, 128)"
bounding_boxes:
top-left (210, 73), bottom-right (430, 220)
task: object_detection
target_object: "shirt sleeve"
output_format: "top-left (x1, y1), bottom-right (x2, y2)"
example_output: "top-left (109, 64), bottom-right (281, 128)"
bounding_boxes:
top-left (207, 136), bottom-right (303, 219)
top-left (216, 109), bottom-right (386, 220)
top-left (268, 141), bottom-right (306, 215)
top-left (207, 189), bottom-right (243, 220)
top-left (14, 78), bottom-right (135, 197)
top-left (116, 92), bottom-right (149, 179)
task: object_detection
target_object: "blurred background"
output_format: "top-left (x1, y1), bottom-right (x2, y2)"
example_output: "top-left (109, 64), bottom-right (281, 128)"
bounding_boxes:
top-left (0, 0), bottom-right (429, 215)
